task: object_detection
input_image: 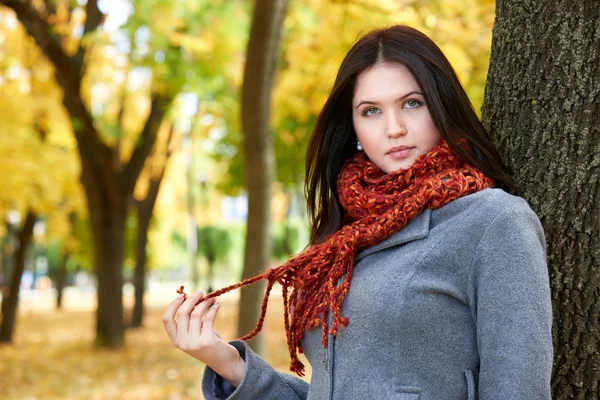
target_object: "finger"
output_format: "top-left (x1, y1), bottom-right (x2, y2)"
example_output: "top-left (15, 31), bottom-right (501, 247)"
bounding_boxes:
top-left (177, 291), bottom-right (204, 338)
top-left (162, 293), bottom-right (185, 344)
top-left (200, 300), bottom-right (221, 337)
top-left (189, 301), bottom-right (209, 335)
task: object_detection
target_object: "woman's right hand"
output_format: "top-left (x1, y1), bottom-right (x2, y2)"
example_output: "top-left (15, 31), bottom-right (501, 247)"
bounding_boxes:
top-left (162, 291), bottom-right (246, 387)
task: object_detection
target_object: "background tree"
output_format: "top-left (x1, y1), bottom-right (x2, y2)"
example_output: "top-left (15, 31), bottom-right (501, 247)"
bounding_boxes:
top-left (0, 0), bottom-right (250, 346)
top-left (0, 28), bottom-right (81, 340)
top-left (0, 210), bottom-right (36, 343)
top-left (49, 212), bottom-right (77, 309)
top-left (130, 122), bottom-right (177, 328)
top-left (0, 0), bottom-right (180, 347)
top-left (237, 0), bottom-right (289, 354)
top-left (197, 225), bottom-right (234, 293)
top-left (482, 1), bottom-right (600, 397)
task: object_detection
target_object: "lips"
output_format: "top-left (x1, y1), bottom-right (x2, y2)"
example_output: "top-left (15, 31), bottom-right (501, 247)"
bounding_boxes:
top-left (387, 146), bottom-right (413, 154)
top-left (387, 146), bottom-right (414, 160)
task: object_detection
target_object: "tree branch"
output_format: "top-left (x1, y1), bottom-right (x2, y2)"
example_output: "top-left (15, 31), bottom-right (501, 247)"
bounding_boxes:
top-left (1, 0), bottom-right (74, 79)
top-left (121, 94), bottom-right (174, 196)
top-left (40, 0), bottom-right (56, 19)
top-left (1, 0), bottom-right (116, 201)
top-left (73, 0), bottom-right (103, 78)
top-left (135, 123), bottom-right (176, 214)
top-left (165, 123), bottom-right (176, 159)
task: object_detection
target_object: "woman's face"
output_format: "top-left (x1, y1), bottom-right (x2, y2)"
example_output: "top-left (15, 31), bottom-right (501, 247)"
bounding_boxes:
top-left (352, 62), bottom-right (441, 173)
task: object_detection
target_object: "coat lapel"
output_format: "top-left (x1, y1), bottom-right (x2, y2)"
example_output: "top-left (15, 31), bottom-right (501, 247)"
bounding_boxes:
top-left (354, 208), bottom-right (432, 263)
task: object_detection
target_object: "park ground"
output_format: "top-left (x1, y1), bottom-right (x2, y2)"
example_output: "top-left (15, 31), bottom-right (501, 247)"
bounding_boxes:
top-left (0, 284), bottom-right (311, 399)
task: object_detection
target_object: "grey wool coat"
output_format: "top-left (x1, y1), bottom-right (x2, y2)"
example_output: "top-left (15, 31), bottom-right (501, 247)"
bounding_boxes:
top-left (202, 188), bottom-right (554, 400)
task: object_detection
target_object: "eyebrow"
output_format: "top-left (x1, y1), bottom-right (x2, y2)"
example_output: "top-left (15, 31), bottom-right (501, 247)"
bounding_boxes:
top-left (354, 91), bottom-right (423, 109)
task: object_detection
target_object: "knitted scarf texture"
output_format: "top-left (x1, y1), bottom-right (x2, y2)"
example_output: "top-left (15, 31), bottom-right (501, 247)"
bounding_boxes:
top-left (203, 139), bottom-right (495, 376)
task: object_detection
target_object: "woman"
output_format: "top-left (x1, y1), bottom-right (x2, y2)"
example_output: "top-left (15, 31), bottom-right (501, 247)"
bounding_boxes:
top-left (162, 25), bottom-right (553, 399)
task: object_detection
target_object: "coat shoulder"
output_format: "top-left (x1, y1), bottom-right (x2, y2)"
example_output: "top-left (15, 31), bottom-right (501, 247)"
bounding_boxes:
top-left (433, 188), bottom-right (543, 243)
top-left (457, 188), bottom-right (537, 220)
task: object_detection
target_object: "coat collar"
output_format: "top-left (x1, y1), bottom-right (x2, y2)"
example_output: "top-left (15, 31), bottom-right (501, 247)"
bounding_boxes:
top-left (354, 208), bottom-right (432, 263)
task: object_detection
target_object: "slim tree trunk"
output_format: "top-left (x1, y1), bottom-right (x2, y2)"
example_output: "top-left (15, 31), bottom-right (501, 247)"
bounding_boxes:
top-left (131, 205), bottom-right (151, 328)
top-left (281, 187), bottom-right (297, 257)
top-left (237, 0), bottom-right (288, 355)
top-left (482, 1), bottom-right (600, 397)
top-left (0, 221), bottom-right (13, 296)
top-left (187, 160), bottom-right (200, 292)
top-left (206, 236), bottom-right (215, 294)
top-left (56, 212), bottom-right (76, 310)
top-left (55, 250), bottom-right (68, 310)
top-left (0, 210), bottom-right (37, 343)
top-left (131, 127), bottom-right (172, 328)
top-left (130, 175), bottom-right (162, 328)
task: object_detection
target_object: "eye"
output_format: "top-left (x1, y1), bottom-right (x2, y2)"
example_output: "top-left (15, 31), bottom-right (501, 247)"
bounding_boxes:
top-left (362, 107), bottom-right (380, 116)
top-left (404, 99), bottom-right (422, 109)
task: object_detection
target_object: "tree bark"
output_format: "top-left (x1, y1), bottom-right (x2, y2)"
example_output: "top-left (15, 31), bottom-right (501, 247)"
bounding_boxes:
top-left (0, 210), bottom-right (37, 343)
top-left (482, 1), bottom-right (600, 398)
top-left (237, 0), bottom-right (288, 355)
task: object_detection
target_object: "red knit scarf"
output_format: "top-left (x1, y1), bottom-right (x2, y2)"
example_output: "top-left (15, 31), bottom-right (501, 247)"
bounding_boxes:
top-left (203, 139), bottom-right (495, 376)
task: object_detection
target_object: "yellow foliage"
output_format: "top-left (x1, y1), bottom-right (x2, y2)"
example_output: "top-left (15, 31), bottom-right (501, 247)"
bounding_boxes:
top-left (171, 31), bottom-right (216, 56)
top-left (0, 9), bottom-right (83, 236)
top-left (273, 0), bottom-right (495, 131)
top-left (0, 0), bottom-right (496, 271)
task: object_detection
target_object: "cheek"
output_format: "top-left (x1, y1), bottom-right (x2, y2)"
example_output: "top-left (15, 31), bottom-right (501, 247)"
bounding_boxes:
top-left (353, 115), bottom-right (369, 142)
top-left (418, 116), bottom-right (441, 145)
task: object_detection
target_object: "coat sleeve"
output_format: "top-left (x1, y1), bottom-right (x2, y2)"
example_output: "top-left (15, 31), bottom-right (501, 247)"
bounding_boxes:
top-left (467, 203), bottom-right (553, 399)
top-left (201, 340), bottom-right (309, 400)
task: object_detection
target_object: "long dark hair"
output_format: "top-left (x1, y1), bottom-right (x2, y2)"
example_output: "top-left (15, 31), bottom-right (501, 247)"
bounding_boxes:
top-left (305, 25), bottom-right (513, 244)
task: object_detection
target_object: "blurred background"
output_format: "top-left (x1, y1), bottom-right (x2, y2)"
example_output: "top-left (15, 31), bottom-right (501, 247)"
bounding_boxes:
top-left (0, 0), bottom-right (495, 398)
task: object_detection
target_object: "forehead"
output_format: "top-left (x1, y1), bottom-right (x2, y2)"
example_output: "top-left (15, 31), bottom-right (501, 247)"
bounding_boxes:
top-left (353, 63), bottom-right (420, 102)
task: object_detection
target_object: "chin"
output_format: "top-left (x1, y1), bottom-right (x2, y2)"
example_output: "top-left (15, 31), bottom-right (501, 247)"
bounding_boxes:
top-left (386, 160), bottom-right (414, 173)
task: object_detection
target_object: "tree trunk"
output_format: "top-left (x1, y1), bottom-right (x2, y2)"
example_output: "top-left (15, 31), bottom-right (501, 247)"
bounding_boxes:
top-left (57, 211), bottom-right (76, 310)
top-left (130, 205), bottom-right (151, 328)
top-left (187, 160), bottom-right (200, 293)
top-left (237, 0), bottom-right (288, 355)
top-left (206, 237), bottom-right (215, 293)
top-left (131, 132), bottom-right (172, 328)
top-left (0, 210), bottom-right (37, 343)
top-left (281, 187), bottom-right (297, 257)
top-left (89, 203), bottom-right (127, 347)
top-left (0, 220), bottom-right (14, 296)
top-left (482, 1), bottom-right (600, 397)
top-left (55, 250), bottom-right (68, 310)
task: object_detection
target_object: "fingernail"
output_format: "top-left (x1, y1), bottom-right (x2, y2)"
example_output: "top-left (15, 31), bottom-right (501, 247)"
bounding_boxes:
top-left (196, 291), bottom-right (204, 296)
top-left (214, 301), bottom-right (220, 306)
top-left (177, 293), bottom-right (184, 299)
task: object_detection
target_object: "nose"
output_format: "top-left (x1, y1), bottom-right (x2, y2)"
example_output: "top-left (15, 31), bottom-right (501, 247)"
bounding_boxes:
top-left (386, 112), bottom-right (407, 138)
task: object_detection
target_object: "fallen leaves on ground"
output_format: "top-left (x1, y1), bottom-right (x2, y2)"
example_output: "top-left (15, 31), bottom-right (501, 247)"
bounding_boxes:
top-left (0, 295), bottom-right (311, 400)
